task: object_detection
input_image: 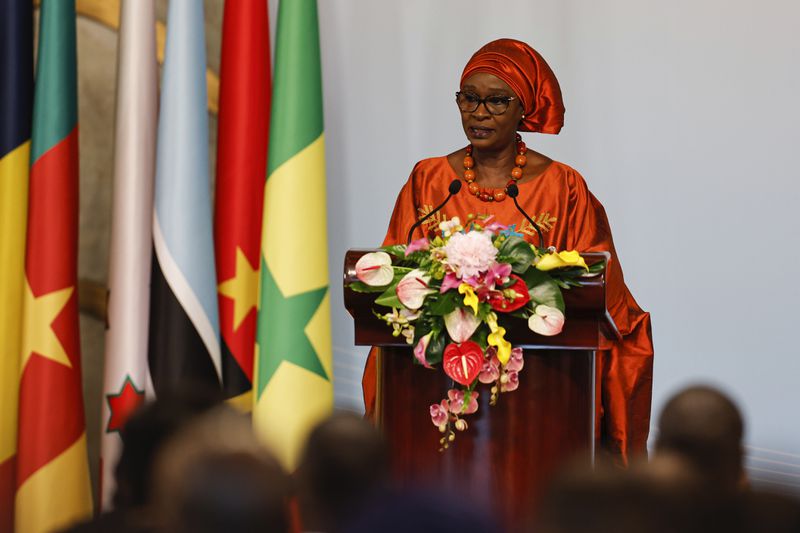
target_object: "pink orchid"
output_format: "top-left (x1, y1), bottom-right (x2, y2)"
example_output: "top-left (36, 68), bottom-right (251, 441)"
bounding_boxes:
top-left (478, 358), bottom-right (500, 384)
top-left (413, 332), bottom-right (433, 368)
top-left (528, 304), bottom-right (565, 336)
top-left (405, 238), bottom-right (429, 256)
top-left (355, 251), bottom-right (394, 286)
top-left (440, 272), bottom-right (461, 293)
top-left (443, 307), bottom-right (481, 343)
top-left (396, 269), bottom-right (434, 310)
top-left (430, 400), bottom-right (449, 427)
top-left (505, 347), bottom-right (524, 372)
top-left (484, 262), bottom-right (512, 288)
top-left (501, 371), bottom-right (520, 392)
top-left (484, 221), bottom-right (509, 235)
top-left (462, 275), bottom-right (481, 288)
top-left (447, 389), bottom-right (479, 415)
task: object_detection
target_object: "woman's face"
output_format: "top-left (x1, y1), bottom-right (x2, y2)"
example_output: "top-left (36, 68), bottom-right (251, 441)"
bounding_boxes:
top-left (459, 72), bottom-right (524, 152)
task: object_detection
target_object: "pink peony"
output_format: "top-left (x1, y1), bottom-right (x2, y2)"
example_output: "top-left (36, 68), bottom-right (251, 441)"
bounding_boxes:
top-left (430, 400), bottom-right (449, 427)
top-left (443, 231), bottom-right (498, 279)
top-left (447, 389), bottom-right (479, 415)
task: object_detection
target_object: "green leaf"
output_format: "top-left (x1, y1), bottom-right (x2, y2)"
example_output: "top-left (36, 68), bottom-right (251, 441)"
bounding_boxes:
top-left (497, 235), bottom-right (537, 273)
top-left (425, 332), bottom-right (446, 365)
top-left (427, 291), bottom-right (458, 316)
top-left (374, 284), bottom-right (402, 308)
top-left (347, 281), bottom-right (386, 293)
top-left (589, 260), bottom-right (606, 274)
top-left (521, 267), bottom-right (549, 288)
top-left (473, 326), bottom-right (489, 350)
top-left (381, 244), bottom-right (407, 258)
top-left (528, 278), bottom-right (565, 312)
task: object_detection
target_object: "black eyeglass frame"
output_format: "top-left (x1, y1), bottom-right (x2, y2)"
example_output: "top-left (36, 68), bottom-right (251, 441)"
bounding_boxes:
top-left (455, 91), bottom-right (517, 115)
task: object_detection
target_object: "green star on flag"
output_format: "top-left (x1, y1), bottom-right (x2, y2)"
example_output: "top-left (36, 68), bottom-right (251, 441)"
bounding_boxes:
top-left (256, 263), bottom-right (329, 393)
top-left (253, 0), bottom-right (333, 470)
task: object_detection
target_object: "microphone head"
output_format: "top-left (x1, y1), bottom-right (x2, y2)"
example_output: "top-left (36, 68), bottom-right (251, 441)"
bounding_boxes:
top-left (448, 179), bottom-right (462, 195)
top-left (506, 183), bottom-right (519, 198)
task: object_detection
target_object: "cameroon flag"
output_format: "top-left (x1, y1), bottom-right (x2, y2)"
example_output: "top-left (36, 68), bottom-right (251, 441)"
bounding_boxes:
top-left (0, 0), bottom-right (33, 529)
top-left (16, 1), bottom-right (92, 531)
top-left (253, 0), bottom-right (333, 470)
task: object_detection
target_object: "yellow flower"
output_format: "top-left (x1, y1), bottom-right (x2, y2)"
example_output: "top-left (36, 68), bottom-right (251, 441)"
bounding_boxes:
top-left (458, 283), bottom-right (479, 315)
top-left (535, 250), bottom-right (588, 271)
top-left (488, 326), bottom-right (512, 365)
top-left (485, 312), bottom-right (499, 332)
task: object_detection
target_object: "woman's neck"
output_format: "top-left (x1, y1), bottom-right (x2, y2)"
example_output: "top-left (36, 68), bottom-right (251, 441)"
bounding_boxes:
top-left (472, 143), bottom-right (518, 188)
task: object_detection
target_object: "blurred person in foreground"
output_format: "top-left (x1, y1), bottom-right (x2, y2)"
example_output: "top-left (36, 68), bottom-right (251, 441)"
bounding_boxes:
top-left (535, 456), bottom-right (741, 533)
top-left (151, 406), bottom-right (291, 533)
top-left (655, 385), bottom-right (800, 531)
top-left (295, 413), bottom-right (389, 532)
top-left (60, 387), bottom-right (222, 533)
top-left (655, 384), bottom-right (746, 492)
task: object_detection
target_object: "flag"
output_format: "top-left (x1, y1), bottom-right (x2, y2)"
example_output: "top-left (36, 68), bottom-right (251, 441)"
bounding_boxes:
top-left (99, 0), bottom-right (157, 510)
top-left (16, 1), bottom-right (93, 531)
top-left (148, 0), bottom-right (221, 396)
top-left (0, 0), bottom-right (33, 529)
top-left (253, 0), bottom-right (333, 470)
top-left (214, 0), bottom-right (271, 409)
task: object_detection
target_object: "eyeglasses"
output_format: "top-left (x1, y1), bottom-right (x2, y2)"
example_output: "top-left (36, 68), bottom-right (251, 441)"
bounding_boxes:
top-left (455, 91), bottom-right (516, 115)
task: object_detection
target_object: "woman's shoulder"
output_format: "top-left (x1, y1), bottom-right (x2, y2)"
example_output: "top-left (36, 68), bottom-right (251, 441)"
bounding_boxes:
top-left (405, 155), bottom-right (458, 184)
top-left (538, 159), bottom-right (591, 191)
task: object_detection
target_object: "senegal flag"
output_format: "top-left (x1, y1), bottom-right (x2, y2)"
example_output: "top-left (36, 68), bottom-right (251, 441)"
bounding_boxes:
top-left (253, 0), bottom-right (332, 470)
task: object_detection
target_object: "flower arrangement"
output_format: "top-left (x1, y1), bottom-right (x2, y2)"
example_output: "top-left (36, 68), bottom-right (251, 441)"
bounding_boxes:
top-left (349, 217), bottom-right (604, 450)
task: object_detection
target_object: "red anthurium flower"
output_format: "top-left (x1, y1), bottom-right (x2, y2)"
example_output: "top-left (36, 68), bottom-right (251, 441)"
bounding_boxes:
top-left (487, 274), bottom-right (530, 313)
top-left (442, 341), bottom-right (483, 386)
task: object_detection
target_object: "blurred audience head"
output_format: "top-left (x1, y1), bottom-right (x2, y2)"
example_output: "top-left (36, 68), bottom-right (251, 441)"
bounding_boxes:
top-left (536, 457), bottom-right (739, 533)
top-left (152, 406), bottom-right (290, 533)
top-left (656, 384), bottom-right (745, 491)
top-left (114, 385), bottom-right (223, 509)
top-left (296, 412), bottom-right (389, 531)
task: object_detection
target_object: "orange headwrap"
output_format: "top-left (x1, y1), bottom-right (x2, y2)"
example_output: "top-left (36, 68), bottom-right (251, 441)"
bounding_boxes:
top-left (460, 38), bottom-right (565, 134)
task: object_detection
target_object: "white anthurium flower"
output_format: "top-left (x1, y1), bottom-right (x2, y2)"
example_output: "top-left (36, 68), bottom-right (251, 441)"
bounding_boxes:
top-left (528, 304), bottom-right (565, 336)
top-left (355, 251), bottom-right (394, 286)
top-left (444, 307), bottom-right (482, 344)
top-left (396, 268), bottom-right (435, 310)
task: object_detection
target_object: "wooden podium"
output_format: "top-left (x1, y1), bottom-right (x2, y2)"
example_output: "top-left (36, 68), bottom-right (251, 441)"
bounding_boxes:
top-left (344, 250), bottom-right (618, 525)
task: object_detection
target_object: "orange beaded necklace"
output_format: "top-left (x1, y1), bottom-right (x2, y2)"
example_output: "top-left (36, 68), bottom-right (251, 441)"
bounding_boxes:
top-left (463, 134), bottom-right (527, 202)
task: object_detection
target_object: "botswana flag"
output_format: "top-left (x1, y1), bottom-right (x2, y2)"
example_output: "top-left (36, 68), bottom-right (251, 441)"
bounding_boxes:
top-left (148, 0), bottom-right (221, 396)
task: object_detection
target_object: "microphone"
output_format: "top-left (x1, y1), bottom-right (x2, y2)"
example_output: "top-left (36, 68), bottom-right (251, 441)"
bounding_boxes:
top-left (506, 183), bottom-right (544, 248)
top-left (406, 179), bottom-right (462, 245)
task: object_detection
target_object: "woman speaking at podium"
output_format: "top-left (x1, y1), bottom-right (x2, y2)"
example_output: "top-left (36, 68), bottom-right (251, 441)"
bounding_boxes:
top-left (362, 38), bottom-right (653, 465)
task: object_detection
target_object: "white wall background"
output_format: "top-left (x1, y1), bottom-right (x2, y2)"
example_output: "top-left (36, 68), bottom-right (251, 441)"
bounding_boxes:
top-left (300, 0), bottom-right (800, 492)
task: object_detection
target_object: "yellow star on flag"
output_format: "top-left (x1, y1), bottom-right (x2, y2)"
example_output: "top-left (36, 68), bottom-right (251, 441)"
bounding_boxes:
top-left (20, 281), bottom-right (74, 373)
top-left (217, 247), bottom-right (260, 330)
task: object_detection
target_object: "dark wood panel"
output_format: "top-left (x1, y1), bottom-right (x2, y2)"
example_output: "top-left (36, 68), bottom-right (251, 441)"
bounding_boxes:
top-left (377, 346), bottom-right (594, 526)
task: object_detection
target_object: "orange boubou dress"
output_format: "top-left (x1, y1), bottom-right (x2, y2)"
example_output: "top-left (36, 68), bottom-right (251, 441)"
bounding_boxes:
top-left (361, 156), bottom-right (654, 464)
